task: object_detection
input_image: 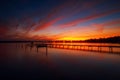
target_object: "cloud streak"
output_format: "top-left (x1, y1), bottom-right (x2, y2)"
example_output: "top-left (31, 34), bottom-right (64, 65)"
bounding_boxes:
top-left (34, 17), bottom-right (64, 31)
top-left (58, 9), bottom-right (120, 29)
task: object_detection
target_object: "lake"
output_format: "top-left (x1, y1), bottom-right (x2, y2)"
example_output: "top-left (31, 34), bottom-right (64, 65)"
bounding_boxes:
top-left (0, 43), bottom-right (120, 80)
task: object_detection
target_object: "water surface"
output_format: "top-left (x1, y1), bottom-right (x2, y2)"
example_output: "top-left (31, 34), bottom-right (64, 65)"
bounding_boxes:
top-left (0, 43), bottom-right (120, 80)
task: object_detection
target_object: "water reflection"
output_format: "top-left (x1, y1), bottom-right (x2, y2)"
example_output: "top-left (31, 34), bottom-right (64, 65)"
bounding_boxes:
top-left (0, 43), bottom-right (120, 80)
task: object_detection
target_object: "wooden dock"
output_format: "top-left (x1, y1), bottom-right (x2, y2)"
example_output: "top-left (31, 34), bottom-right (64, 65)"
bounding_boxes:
top-left (33, 43), bottom-right (120, 53)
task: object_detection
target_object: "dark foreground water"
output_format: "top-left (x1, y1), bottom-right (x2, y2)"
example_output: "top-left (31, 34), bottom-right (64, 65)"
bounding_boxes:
top-left (0, 43), bottom-right (120, 80)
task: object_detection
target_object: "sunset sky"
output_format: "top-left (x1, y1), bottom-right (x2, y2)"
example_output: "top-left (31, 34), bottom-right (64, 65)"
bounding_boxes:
top-left (0, 0), bottom-right (120, 40)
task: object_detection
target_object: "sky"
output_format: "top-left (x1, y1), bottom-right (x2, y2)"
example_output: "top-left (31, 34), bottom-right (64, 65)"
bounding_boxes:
top-left (0, 0), bottom-right (120, 40)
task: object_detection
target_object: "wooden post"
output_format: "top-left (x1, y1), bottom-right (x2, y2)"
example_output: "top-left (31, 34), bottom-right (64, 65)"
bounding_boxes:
top-left (37, 47), bottom-right (38, 52)
top-left (98, 47), bottom-right (102, 52)
top-left (46, 46), bottom-right (48, 56)
top-left (91, 47), bottom-right (93, 51)
top-left (109, 47), bottom-right (113, 53)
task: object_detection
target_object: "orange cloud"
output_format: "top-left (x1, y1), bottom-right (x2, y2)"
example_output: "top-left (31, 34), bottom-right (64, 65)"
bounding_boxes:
top-left (92, 18), bottom-right (120, 32)
top-left (102, 19), bottom-right (120, 26)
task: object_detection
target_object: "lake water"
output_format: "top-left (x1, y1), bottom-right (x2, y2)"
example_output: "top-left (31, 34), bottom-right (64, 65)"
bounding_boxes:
top-left (0, 43), bottom-right (120, 80)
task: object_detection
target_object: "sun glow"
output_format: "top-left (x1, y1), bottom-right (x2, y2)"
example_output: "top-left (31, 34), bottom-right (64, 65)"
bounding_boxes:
top-left (58, 37), bottom-right (86, 40)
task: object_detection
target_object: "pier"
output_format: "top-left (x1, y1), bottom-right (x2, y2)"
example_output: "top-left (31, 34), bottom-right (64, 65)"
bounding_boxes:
top-left (23, 43), bottom-right (120, 54)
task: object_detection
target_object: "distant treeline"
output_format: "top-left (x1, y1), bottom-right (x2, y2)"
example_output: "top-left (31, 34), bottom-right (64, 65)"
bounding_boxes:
top-left (85, 36), bottom-right (120, 43)
top-left (0, 36), bottom-right (120, 43)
